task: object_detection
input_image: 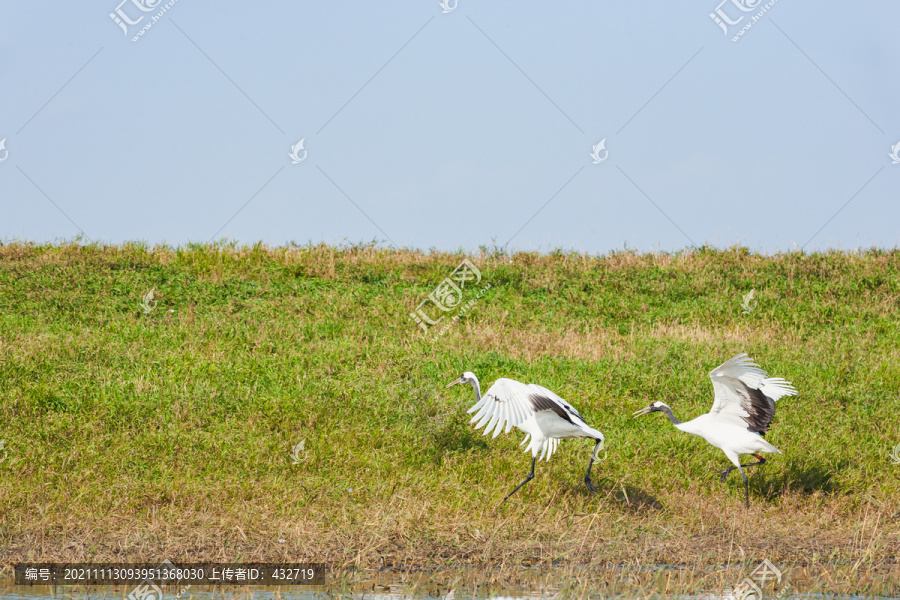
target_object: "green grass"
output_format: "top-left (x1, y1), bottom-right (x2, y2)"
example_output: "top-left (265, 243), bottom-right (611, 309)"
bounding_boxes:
top-left (0, 242), bottom-right (899, 568)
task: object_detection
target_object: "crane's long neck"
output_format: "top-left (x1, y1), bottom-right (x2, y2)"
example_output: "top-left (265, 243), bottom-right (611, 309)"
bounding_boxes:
top-left (658, 404), bottom-right (682, 426)
top-left (470, 377), bottom-right (482, 402)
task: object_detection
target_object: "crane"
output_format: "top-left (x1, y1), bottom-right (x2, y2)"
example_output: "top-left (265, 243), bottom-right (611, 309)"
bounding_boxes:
top-left (633, 353), bottom-right (797, 507)
top-left (446, 372), bottom-right (605, 503)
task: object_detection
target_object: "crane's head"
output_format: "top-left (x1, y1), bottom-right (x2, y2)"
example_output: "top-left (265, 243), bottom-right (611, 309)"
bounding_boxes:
top-left (446, 371), bottom-right (478, 388)
top-left (632, 401), bottom-right (669, 417)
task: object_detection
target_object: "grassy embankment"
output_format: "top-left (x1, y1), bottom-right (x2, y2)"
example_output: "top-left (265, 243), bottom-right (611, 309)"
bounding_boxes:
top-left (0, 242), bottom-right (898, 573)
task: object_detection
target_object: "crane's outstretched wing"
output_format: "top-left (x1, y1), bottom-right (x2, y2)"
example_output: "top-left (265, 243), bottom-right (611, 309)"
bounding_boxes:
top-left (467, 378), bottom-right (536, 438)
top-left (709, 353), bottom-right (797, 433)
top-left (527, 384), bottom-right (587, 423)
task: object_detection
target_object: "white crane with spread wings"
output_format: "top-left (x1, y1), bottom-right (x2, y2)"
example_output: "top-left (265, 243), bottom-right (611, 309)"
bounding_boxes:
top-left (633, 353), bottom-right (797, 507)
top-left (447, 372), bottom-right (605, 503)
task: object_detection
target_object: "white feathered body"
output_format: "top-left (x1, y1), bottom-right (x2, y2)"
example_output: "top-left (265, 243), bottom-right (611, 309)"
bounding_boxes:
top-left (466, 378), bottom-right (604, 462)
top-left (677, 414), bottom-right (779, 455)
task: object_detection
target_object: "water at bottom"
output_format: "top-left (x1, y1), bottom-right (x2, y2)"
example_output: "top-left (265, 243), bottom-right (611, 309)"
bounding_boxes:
top-left (2, 565), bottom-right (898, 600)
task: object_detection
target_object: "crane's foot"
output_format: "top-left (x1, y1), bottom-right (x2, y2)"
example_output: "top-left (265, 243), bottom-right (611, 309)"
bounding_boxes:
top-left (720, 467), bottom-right (735, 482)
top-left (584, 476), bottom-right (613, 495)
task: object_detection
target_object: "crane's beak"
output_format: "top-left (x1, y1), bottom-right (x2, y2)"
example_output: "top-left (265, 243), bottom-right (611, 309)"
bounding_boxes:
top-left (632, 405), bottom-right (653, 418)
top-left (445, 377), bottom-right (464, 389)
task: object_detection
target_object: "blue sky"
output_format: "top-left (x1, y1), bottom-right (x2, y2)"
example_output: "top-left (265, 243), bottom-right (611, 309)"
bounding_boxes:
top-left (1, 1), bottom-right (897, 253)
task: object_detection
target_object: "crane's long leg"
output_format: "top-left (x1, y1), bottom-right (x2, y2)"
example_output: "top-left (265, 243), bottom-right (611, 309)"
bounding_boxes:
top-left (583, 440), bottom-right (603, 494)
top-left (741, 468), bottom-right (749, 509)
top-left (500, 457), bottom-right (536, 504)
top-left (719, 455), bottom-right (766, 482)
